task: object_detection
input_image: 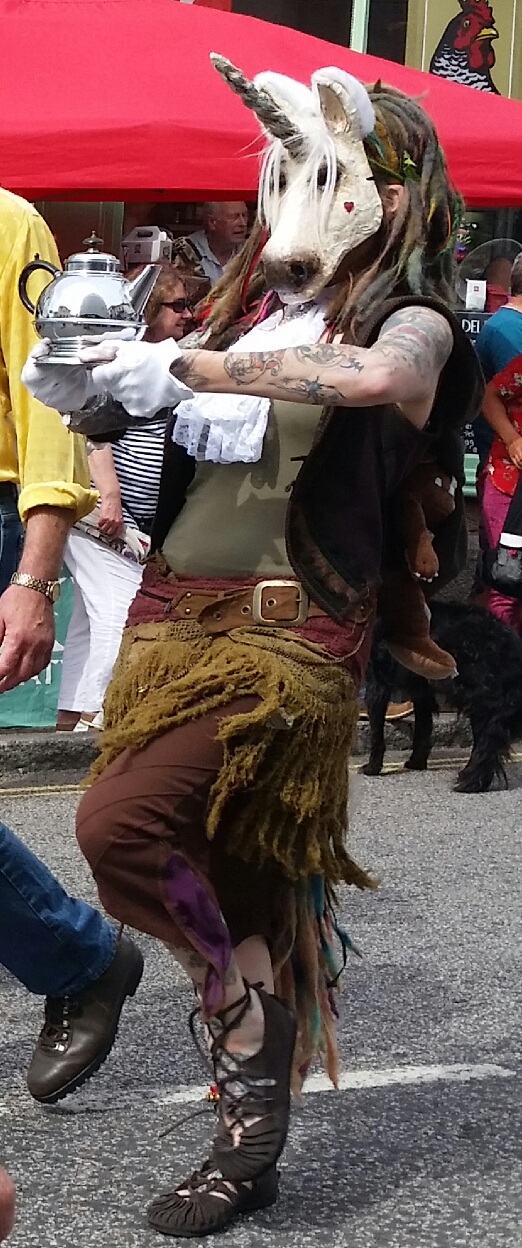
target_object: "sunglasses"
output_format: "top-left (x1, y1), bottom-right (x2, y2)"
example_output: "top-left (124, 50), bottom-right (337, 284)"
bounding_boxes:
top-left (161, 298), bottom-right (193, 313)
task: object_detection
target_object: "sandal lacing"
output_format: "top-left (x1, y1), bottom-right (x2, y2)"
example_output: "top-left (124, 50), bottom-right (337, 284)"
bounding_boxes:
top-left (162, 984), bottom-right (296, 1186)
top-left (209, 985), bottom-right (297, 1184)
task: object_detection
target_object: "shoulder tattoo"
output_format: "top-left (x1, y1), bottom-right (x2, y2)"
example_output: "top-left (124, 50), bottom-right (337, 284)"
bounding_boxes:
top-left (375, 306), bottom-right (453, 385)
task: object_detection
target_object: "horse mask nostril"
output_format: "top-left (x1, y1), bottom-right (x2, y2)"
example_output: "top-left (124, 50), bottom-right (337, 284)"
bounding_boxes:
top-left (289, 261), bottom-right (310, 287)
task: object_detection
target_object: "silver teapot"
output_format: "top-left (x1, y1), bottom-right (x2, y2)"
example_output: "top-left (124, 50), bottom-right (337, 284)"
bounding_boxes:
top-left (18, 232), bottom-right (159, 364)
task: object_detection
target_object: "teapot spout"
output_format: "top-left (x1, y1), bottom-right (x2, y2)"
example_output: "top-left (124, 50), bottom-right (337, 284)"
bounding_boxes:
top-left (127, 264), bottom-right (160, 317)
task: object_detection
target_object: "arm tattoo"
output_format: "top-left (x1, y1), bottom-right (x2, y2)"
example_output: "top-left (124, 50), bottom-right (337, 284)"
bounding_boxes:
top-left (223, 351), bottom-right (284, 384)
top-left (373, 307), bottom-right (453, 387)
top-left (293, 344), bottom-right (364, 372)
top-left (223, 346), bottom-right (364, 402)
top-left (170, 307), bottom-right (452, 410)
top-left (261, 375), bottom-right (346, 404)
top-left (171, 350), bottom-right (211, 389)
top-left (222, 345), bottom-right (365, 385)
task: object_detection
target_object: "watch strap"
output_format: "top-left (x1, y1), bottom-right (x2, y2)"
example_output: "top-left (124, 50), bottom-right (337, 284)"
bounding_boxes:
top-left (10, 572), bottom-right (60, 603)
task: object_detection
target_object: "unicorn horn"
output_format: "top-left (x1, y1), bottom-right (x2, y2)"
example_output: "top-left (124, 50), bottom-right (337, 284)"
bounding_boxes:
top-left (210, 54), bottom-right (299, 147)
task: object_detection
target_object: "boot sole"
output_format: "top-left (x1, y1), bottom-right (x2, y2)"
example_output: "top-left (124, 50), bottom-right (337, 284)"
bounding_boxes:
top-left (30, 949), bottom-right (144, 1105)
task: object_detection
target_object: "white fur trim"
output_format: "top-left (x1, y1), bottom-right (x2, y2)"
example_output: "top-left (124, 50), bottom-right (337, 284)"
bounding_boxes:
top-left (253, 72), bottom-right (316, 117)
top-left (312, 67), bottom-right (376, 138)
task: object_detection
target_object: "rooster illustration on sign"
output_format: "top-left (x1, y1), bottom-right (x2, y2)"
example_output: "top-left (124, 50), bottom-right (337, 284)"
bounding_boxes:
top-left (430, 0), bottom-right (499, 93)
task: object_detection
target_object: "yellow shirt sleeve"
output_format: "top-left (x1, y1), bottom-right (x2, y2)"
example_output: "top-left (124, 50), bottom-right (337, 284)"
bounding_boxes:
top-left (0, 196), bottom-right (97, 524)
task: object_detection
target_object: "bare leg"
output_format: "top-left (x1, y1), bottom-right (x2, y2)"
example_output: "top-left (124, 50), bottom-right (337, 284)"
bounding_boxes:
top-left (235, 936), bottom-right (274, 994)
top-left (165, 943), bottom-right (265, 1056)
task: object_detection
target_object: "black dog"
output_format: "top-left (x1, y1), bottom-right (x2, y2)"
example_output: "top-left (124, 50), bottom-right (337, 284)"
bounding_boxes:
top-left (363, 601), bottom-right (522, 792)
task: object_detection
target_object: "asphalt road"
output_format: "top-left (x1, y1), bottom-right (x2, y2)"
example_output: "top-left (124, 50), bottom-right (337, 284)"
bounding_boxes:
top-left (2, 757), bottom-right (522, 1248)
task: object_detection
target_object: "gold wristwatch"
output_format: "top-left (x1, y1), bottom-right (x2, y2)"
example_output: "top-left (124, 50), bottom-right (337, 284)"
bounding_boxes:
top-left (10, 572), bottom-right (61, 604)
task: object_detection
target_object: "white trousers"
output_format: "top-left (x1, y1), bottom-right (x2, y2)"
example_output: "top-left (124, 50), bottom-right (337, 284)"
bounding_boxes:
top-left (58, 529), bottom-right (143, 714)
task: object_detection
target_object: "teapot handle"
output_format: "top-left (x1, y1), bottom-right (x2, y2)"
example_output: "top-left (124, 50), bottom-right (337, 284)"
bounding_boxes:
top-left (18, 260), bottom-right (61, 315)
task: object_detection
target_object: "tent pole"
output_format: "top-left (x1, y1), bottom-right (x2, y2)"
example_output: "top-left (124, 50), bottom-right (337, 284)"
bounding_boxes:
top-left (350, 0), bottom-right (371, 53)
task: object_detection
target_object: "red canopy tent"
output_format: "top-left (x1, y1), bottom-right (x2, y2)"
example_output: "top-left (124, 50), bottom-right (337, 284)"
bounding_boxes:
top-left (0, 0), bottom-right (520, 206)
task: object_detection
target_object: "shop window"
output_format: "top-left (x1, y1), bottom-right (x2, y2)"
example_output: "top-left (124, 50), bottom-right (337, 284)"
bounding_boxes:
top-left (232, 0), bottom-right (353, 44)
top-left (367, 0), bottom-right (409, 63)
top-left (35, 202), bottom-right (124, 261)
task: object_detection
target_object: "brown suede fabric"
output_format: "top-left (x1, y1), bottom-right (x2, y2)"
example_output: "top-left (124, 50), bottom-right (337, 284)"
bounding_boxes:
top-left (76, 696), bottom-right (291, 950)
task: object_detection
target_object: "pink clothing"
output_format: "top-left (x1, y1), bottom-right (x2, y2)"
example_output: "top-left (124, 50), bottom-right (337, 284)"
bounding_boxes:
top-left (481, 473), bottom-right (522, 633)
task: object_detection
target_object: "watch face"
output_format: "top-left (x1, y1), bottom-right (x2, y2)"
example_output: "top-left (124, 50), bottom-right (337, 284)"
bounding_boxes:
top-left (50, 582), bottom-right (61, 604)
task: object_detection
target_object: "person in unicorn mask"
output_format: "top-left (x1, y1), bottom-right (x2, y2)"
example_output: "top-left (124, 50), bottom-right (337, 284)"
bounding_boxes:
top-left (24, 61), bottom-right (483, 1237)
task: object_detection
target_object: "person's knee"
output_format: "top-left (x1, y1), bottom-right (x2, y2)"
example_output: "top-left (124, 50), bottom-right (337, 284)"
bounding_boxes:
top-left (0, 1167), bottom-right (15, 1242)
top-left (76, 781), bottom-right (120, 872)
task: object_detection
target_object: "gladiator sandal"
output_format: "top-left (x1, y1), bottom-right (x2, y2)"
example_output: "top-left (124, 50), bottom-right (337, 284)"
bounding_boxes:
top-left (147, 1158), bottom-right (278, 1238)
top-left (208, 984), bottom-right (297, 1185)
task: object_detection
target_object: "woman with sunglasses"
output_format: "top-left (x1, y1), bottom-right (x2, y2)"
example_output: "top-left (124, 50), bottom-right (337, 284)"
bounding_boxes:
top-left (56, 265), bottom-right (198, 732)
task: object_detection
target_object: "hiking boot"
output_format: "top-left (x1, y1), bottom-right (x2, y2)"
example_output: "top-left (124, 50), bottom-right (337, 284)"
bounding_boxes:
top-left (26, 934), bottom-right (144, 1104)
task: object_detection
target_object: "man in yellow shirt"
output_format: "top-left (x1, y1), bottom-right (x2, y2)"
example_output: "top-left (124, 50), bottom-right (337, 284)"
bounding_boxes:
top-left (0, 188), bottom-right (95, 684)
top-left (0, 190), bottom-right (143, 1113)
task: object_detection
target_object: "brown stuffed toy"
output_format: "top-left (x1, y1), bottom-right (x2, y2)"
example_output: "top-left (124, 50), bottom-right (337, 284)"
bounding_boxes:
top-left (378, 460), bottom-right (459, 681)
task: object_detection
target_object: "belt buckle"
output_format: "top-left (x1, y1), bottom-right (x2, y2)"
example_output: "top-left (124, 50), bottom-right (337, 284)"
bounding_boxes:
top-left (252, 579), bottom-right (309, 627)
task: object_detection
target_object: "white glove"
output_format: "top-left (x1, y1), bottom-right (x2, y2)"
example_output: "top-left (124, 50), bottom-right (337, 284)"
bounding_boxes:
top-left (79, 338), bottom-right (194, 418)
top-left (22, 341), bottom-right (97, 413)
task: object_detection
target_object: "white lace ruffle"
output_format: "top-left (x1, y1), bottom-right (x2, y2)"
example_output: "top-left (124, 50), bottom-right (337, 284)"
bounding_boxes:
top-left (173, 393), bottom-right (271, 464)
top-left (171, 300), bottom-right (328, 464)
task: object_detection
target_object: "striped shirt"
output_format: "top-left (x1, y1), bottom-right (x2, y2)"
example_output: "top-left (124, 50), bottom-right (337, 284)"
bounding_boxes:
top-left (110, 418), bottom-right (167, 530)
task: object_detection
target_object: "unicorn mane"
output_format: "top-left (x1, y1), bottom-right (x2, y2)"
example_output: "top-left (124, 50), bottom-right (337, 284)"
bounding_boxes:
top-left (253, 72), bottom-right (337, 242)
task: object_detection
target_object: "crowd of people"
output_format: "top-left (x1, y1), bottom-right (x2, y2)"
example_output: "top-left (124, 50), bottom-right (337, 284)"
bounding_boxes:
top-left (1, 55), bottom-right (522, 1243)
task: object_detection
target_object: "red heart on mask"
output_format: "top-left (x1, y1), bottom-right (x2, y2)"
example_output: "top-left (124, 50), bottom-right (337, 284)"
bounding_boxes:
top-left (344, 201), bottom-right (355, 213)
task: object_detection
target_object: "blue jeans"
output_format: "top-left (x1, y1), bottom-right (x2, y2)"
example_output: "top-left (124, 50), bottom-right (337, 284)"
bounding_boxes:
top-left (0, 482), bottom-right (23, 594)
top-left (0, 823), bottom-right (116, 994)
top-left (0, 485), bottom-right (116, 996)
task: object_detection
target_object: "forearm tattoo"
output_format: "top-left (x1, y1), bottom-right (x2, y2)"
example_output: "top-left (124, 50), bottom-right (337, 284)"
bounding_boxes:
top-left (221, 344), bottom-right (366, 404)
top-left (171, 351), bottom-right (211, 389)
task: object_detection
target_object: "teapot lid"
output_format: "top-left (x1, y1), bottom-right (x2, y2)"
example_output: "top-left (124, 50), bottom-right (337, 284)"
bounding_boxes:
top-left (65, 231), bottom-right (122, 275)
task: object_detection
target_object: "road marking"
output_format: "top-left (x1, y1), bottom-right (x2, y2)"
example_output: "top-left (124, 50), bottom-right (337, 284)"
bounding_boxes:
top-left (2, 751), bottom-right (522, 795)
top-left (155, 1062), bottom-right (516, 1108)
top-left (0, 1061), bottom-right (510, 1120)
top-left (0, 783), bottom-right (86, 796)
top-left (363, 751), bottom-right (522, 776)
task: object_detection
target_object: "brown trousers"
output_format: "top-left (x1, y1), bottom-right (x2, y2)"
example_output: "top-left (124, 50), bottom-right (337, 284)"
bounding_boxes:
top-left (76, 696), bottom-right (290, 952)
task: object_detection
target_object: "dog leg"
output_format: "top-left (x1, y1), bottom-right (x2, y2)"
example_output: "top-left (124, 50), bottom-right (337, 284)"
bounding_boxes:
top-left (454, 712), bottom-right (510, 793)
top-left (362, 686), bottom-right (390, 776)
top-left (404, 687), bottom-right (436, 771)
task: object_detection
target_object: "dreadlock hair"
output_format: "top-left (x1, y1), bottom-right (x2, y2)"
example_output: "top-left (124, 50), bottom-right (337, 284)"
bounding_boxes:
top-left (337, 82), bottom-right (463, 338)
top-left (198, 81), bottom-right (463, 348)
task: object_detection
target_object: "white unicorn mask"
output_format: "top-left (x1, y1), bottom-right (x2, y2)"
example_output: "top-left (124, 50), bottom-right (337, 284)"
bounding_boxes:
top-left (211, 57), bottom-right (384, 304)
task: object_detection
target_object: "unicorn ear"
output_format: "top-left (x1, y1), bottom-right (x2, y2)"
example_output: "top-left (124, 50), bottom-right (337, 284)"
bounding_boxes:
top-left (312, 68), bottom-right (376, 140)
top-left (314, 82), bottom-right (350, 137)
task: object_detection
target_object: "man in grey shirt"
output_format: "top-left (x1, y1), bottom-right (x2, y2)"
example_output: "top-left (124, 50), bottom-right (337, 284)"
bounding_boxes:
top-left (183, 201), bottom-right (248, 286)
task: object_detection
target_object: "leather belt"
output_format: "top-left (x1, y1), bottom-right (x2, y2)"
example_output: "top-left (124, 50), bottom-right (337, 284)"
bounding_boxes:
top-left (166, 578), bottom-right (370, 636)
